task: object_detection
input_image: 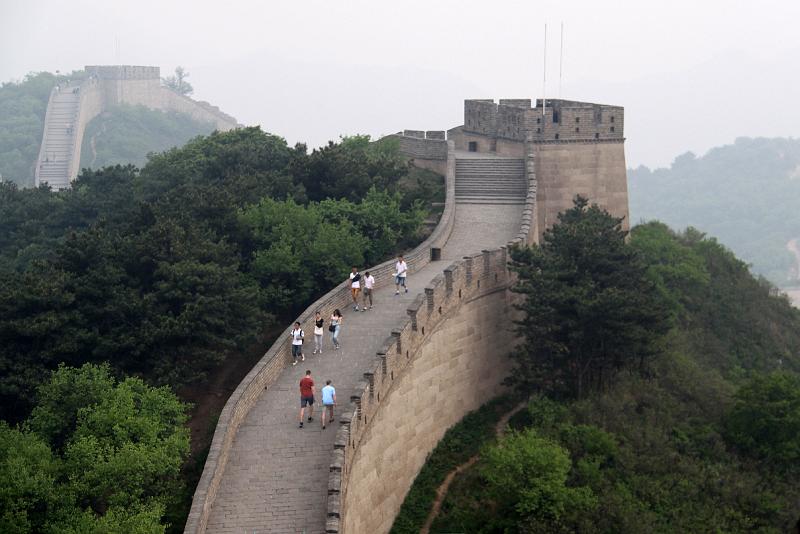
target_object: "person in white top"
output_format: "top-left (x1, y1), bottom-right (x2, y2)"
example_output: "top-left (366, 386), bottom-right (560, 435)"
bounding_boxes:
top-left (349, 267), bottom-right (362, 311)
top-left (290, 321), bottom-right (304, 366)
top-left (395, 255), bottom-right (408, 295)
top-left (361, 271), bottom-right (376, 311)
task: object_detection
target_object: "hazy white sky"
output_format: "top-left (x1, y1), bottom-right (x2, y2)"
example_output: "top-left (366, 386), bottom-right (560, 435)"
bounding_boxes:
top-left (2, 0), bottom-right (799, 167)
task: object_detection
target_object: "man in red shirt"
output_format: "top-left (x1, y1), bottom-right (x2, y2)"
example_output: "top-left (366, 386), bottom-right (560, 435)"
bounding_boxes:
top-left (298, 370), bottom-right (315, 428)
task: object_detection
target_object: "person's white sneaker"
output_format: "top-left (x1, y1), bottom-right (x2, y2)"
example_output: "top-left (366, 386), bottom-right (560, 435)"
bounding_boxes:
top-left (313, 349), bottom-right (317, 354)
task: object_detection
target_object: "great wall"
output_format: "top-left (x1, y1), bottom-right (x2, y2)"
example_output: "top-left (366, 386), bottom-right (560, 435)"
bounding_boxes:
top-left (34, 65), bottom-right (239, 190)
top-left (183, 97), bottom-right (629, 533)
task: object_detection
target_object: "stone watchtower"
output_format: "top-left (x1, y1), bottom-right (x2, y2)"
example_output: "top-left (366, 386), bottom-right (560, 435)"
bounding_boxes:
top-left (446, 98), bottom-right (629, 238)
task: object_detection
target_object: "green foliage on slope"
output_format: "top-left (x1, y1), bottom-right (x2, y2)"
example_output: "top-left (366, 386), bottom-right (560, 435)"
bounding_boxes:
top-left (1, 363), bottom-right (188, 534)
top-left (628, 137), bottom-right (800, 286)
top-left (0, 125), bottom-right (441, 530)
top-left (0, 72), bottom-right (77, 187)
top-left (79, 104), bottom-right (216, 170)
top-left (400, 206), bottom-right (800, 533)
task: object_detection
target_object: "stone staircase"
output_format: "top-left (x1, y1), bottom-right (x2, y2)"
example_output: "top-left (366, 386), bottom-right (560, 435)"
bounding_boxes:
top-left (35, 88), bottom-right (81, 190)
top-left (455, 157), bottom-right (527, 204)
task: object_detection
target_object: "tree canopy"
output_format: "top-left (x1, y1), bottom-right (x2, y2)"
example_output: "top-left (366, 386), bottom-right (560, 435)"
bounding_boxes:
top-left (509, 196), bottom-right (671, 398)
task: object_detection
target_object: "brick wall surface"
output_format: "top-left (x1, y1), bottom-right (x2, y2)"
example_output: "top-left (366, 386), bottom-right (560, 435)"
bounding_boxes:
top-left (338, 256), bottom-right (515, 533)
top-left (534, 141), bottom-right (629, 238)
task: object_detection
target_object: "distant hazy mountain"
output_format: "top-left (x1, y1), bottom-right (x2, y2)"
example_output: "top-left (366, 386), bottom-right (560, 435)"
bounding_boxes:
top-left (629, 137), bottom-right (800, 286)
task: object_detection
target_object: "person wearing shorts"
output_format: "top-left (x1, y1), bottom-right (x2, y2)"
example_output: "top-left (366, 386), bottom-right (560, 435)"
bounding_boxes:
top-left (298, 370), bottom-right (315, 428)
top-left (362, 271), bottom-right (375, 311)
top-left (349, 267), bottom-right (362, 311)
top-left (290, 321), bottom-right (304, 366)
top-left (395, 255), bottom-right (408, 295)
top-left (321, 379), bottom-right (336, 430)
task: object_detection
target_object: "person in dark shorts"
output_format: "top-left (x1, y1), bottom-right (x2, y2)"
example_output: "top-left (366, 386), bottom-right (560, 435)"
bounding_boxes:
top-left (298, 369), bottom-right (315, 428)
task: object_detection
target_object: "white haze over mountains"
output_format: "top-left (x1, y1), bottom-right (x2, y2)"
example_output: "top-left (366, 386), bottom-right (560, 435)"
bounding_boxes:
top-left (2, 0), bottom-right (800, 168)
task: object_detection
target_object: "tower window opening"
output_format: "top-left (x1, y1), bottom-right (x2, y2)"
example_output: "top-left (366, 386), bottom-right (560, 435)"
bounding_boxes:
top-left (610, 126), bottom-right (615, 133)
top-left (537, 117), bottom-right (541, 124)
top-left (595, 133), bottom-right (600, 139)
top-left (575, 117), bottom-right (580, 123)
top-left (575, 127), bottom-right (580, 133)
top-left (610, 116), bottom-right (615, 123)
top-left (555, 133), bottom-right (560, 140)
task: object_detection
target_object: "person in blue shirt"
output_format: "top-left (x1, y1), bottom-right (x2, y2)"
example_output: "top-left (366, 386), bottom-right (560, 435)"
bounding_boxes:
top-left (321, 380), bottom-right (336, 430)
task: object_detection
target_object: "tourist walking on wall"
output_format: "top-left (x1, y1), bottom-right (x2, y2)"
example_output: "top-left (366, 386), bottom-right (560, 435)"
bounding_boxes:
top-left (298, 370), bottom-right (315, 428)
top-left (395, 255), bottom-right (409, 295)
top-left (329, 309), bottom-right (343, 350)
top-left (290, 321), bottom-right (304, 366)
top-left (313, 311), bottom-right (324, 354)
top-left (350, 267), bottom-right (362, 311)
top-left (321, 379), bottom-right (336, 430)
top-left (362, 271), bottom-right (375, 310)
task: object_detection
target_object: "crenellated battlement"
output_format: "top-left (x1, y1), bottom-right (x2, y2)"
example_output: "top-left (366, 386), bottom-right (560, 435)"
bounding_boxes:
top-left (462, 98), bottom-right (624, 143)
top-left (85, 65), bottom-right (161, 80)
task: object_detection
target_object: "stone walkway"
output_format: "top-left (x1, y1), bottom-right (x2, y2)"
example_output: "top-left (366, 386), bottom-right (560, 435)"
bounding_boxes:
top-left (205, 183), bottom-right (524, 534)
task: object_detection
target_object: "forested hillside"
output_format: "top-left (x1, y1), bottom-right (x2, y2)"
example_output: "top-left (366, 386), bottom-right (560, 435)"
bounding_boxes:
top-left (629, 137), bottom-right (800, 287)
top-left (79, 104), bottom-right (215, 169)
top-left (0, 72), bottom-right (73, 187)
top-left (0, 71), bottom-right (217, 187)
top-left (0, 128), bottom-right (442, 532)
top-left (394, 201), bottom-right (800, 533)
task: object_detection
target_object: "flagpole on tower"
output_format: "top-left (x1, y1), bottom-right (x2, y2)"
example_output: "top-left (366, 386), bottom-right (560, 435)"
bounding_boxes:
top-left (558, 22), bottom-right (564, 99)
top-left (541, 23), bottom-right (547, 121)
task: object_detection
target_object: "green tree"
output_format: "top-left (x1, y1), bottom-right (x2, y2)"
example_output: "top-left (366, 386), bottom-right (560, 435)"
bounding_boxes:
top-left (241, 197), bottom-right (367, 311)
top-left (1, 364), bottom-right (187, 533)
top-left (725, 371), bottom-right (800, 467)
top-left (0, 423), bottom-right (59, 534)
top-left (480, 428), bottom-right (596, 533)
top-left (509, 196), bottom-right (671, 398)
top-left (161, 67), bottom-right (193, 96)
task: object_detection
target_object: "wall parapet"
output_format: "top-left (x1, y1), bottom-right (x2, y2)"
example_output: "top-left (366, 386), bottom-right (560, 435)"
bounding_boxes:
top-left (330, 245), bottom-right (512, 532)
top-left (389, 131), bottom-right (448, 161)
top-left (183, 141), bottom-right (456, 534)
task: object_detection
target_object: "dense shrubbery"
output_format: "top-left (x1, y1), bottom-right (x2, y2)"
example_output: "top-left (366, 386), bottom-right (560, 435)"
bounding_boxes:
top-left (1, 364), bottom-right (189, 534)
top-left (0, 126), bottom-right (443, 531)
top-left (399, 203), bottom-right (800, 533)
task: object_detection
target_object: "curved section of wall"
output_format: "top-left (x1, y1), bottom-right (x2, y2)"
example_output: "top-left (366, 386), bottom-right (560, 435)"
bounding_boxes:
top-left (183, 142), bottom-right (456, 534)
top-left (332, 247), bottom-right (514, 533)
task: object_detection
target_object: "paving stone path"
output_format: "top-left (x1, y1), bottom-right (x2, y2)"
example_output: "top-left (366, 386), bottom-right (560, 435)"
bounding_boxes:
top-left (205, 164), bottom-right (525, 534)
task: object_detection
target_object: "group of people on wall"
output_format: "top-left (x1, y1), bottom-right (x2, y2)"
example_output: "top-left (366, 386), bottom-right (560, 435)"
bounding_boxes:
top-left (289, 255), bottom-right (410, 429)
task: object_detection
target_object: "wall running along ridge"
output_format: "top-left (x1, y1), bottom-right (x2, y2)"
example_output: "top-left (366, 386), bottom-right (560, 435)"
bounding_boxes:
top-left (35, 65), bottom-right (239, 189)
top-left (183, 142), bottom-right (458, 533)
top-left (186, 96), bottom-right (625, 533)
top-left (327, 143), bottom-right (539, 532)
